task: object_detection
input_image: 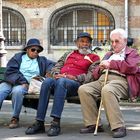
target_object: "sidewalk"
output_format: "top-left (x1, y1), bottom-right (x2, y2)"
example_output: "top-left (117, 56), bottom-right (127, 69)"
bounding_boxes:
top-left (0, 101), bottom-right (140, 140)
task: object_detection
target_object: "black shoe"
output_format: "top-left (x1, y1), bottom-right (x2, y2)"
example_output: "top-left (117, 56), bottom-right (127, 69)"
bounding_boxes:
top-left (112, 127), bottom-right (127, 138)
top-left (80, 125), bottom-right (104, 134)
top-left (25, 121), bottom-right (45, 135)
top-left (47, 121), bottom-right (61, 137)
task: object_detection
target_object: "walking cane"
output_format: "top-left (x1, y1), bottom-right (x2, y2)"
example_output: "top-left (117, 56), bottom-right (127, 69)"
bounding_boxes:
top-left (94, 69), bottom-right (109, 136)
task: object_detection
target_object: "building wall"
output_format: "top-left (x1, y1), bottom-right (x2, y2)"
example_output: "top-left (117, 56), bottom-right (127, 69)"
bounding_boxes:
top-left (2, 0), bottom-right (140, 62)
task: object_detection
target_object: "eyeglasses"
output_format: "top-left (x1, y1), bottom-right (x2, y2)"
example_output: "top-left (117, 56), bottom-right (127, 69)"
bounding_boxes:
top-left (30, 48), bottom-right (41, 53)
top-left (111, 40), bottom-right (120, 44)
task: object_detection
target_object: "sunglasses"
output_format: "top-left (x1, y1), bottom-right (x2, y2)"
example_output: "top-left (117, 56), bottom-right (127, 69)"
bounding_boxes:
top-left (30, 48), bottom-right (41, 53)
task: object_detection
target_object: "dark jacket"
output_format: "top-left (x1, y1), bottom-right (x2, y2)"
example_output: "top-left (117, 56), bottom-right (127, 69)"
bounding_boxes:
top-left (93, 47), bottom-right (140, 100)
top-left (4, 52), bottom-right (55, 85)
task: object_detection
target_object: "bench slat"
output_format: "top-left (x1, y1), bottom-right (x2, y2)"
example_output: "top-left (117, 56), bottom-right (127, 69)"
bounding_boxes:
top-left (24, 94), bottom-right (39, 99)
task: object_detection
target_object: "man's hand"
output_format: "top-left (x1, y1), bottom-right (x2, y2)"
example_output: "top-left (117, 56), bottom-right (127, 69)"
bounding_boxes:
top-left (99, 60), bottom-right (110, 69)
top-left (45, 72), bottom-right (52, 78)
top-left (65, 74), bottom-right (77, 80)
top-left (54, 73), bottom-right (77, 81)
top-left (54, 73), bottom-right (66, 79)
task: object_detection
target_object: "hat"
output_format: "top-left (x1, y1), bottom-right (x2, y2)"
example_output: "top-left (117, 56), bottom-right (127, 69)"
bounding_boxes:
top-left (77, 32), bottom-right (93, 42)
top-left (24, 38), bottom-right (43, 52)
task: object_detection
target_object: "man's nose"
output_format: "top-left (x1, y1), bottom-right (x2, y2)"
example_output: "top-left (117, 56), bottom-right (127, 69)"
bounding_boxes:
top-left (83, 41), bottom-right (89, 45)
top-left (112, 41), bottom-right (116, 46)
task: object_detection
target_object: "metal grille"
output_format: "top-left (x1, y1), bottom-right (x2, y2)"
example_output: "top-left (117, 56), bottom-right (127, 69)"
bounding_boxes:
top-left (2, 7), bottom-right (26, 46)
top-left (50, 4), bottom-right (115, 47)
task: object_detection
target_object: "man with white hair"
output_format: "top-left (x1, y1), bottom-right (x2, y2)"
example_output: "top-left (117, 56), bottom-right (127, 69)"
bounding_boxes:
top-left (78, 28), bottom-right (140, 138)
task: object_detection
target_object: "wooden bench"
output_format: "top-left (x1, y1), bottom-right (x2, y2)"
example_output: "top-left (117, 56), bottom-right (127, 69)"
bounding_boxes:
top-left (0, 67), bottom-right (80, 110)
top-left (0, 67), bottom-right (140, 110)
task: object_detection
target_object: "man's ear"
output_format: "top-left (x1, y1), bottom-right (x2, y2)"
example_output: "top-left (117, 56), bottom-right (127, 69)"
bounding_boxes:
top-left (124, 38), bottom-right (127, 43)
top-left (75, 39), bottom-right (80, 47)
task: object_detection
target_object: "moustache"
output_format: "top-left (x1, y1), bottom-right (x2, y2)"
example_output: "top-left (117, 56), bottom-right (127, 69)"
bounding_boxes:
top-left (79, 47), bottom-right (91, 55)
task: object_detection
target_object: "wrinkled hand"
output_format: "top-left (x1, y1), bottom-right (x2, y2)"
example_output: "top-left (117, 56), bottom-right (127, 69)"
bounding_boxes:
top-left (45, 72), bottom-right (52, 78)
top-left (65, 74), bottom-right (76, 80)
top-left (54, 73), bottom-right (76, 80)
top-left (99, 60), bottom-right (110, 69)
top-left (99, 64), bottom-right (105, 71)
top-left (54, 73), bottom-right (66, 79)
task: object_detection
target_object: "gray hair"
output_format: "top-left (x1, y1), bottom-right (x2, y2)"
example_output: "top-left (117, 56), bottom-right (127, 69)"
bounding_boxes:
top-left (110, 28), bottom-right (127, 39)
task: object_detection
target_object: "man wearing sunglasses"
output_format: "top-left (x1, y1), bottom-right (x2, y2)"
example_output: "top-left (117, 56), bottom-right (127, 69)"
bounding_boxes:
top-left (25, 32), bottom-right (100, 136)
top-left (0, 38), bottom-right (55, 129)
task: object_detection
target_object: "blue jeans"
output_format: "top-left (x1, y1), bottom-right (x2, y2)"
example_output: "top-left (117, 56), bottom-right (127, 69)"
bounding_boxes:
top-left (36, 77), bottom-right (80, 121)
top-left (0, 82), bottom-right (28, 118)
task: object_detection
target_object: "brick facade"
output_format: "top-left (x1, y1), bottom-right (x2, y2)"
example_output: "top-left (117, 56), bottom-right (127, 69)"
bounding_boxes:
top-left (129, 16), bottom-right (140, 28)
top-left (6, 0), bottom-right (125, 7)
top-left (30, 18), bottom-right (43, 29)
top-left (5, 0), bottom-right (64, 8)
top-left (1, 0), bottom-right (140, 62)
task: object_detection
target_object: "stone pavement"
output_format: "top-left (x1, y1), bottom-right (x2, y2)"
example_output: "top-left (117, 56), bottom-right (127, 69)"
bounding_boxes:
top-left (0, 100), bottom-right (140, 140)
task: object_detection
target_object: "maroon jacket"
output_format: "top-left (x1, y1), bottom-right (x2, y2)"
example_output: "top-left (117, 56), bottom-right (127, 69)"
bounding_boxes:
top-left (93, 47), bottom-right (140, 101)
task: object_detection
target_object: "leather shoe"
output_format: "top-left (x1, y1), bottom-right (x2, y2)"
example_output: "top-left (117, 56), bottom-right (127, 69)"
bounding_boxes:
top-left (80, 125), bottom-right (104, 134)
top-left (25, 121), bottom-right (45, 135)
top-left (47, 121), bottom-right (61, 137)
top-left (112, 127), bottom-right (126, 138)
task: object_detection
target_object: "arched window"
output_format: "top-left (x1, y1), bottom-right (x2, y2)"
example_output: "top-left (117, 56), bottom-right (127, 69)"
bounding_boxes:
top-left (2, 7), bottom-right (26, 46)
top-left (50, 4), bottom-right (115, 47)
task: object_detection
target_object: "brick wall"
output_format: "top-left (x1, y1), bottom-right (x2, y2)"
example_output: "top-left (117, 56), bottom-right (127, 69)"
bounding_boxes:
top-left (30, 18), bottom-right (43, 29)
top-left (130, 0), bottom-right (140, 5)
top-left (129, 16), bottom-right (140, 28)
top-left (5, 0), bottom-right (140, 30)
top-left (6, 0), bottom-right (126, 7)
top-left (6, 0), bottom-right (62, 8)
top-left (5, 0), bottom-right (140, 7)
top-left (3, 0), bottom-right (140, 35)
top-left (2, 0), bottom-right (140, 61)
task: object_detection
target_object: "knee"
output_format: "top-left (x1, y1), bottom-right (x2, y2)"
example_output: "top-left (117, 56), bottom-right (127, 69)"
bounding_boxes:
top-left (56, 78), bottom-right (65, 84)
top-left (12, 88), bottom-right (24, 98)
top-left (55, 78), bottom-right (66, 87)
top-left (42, 78), bottom-right (54, 87)
top-left (101, 85), bottom-right (113, 100)
top-left (78, 85), bottom-right (87, 97)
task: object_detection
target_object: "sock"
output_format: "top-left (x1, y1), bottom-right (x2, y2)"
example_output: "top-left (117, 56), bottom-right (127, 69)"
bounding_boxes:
top-left (53, 117), bottom-right (60, 123)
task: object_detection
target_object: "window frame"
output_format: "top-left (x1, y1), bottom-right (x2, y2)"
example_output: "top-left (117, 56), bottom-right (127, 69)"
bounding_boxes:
top-left (2, 7), bottom-right (26, 49)
top-left (50, 4), bottom-right (115, 49)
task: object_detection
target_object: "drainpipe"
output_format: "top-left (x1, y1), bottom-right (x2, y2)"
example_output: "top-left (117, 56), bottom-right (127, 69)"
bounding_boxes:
top-left (0, 0), bottom-right (7, 67)
top-left (125, 0), bottom-right (128, 37)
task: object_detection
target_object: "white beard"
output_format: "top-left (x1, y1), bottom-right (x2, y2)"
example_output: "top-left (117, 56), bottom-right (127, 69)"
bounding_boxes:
top-left (79, 48), bottom-right (91, 55)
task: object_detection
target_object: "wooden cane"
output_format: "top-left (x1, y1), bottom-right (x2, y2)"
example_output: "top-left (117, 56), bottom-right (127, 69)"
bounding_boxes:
top-left (94, 69), bottom-right (109, 136)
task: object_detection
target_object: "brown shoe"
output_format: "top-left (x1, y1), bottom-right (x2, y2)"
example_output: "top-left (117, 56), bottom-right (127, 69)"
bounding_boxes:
top-left (112, 127), bottom-right (127, 138)
top-left (9, 117), bottom-right (19, 129)
top-left (80, 125), bottom-right (104, 134)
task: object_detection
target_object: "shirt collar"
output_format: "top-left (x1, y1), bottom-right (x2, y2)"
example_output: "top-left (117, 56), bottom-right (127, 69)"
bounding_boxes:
top-left (24, 54), bottom-right (37, 61)
top-left (113, 47), bottom-right (126, 55)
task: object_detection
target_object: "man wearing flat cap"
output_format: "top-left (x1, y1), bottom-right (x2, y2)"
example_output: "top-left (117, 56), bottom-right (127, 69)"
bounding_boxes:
top-left (25, 32), bottom-right (100, 137)
top-left (0, 38), bottom-right (55, 129)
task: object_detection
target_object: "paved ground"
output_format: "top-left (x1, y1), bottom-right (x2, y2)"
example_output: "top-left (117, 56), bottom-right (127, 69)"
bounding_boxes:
top-left (0, 100), bottom-right (140, 140)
